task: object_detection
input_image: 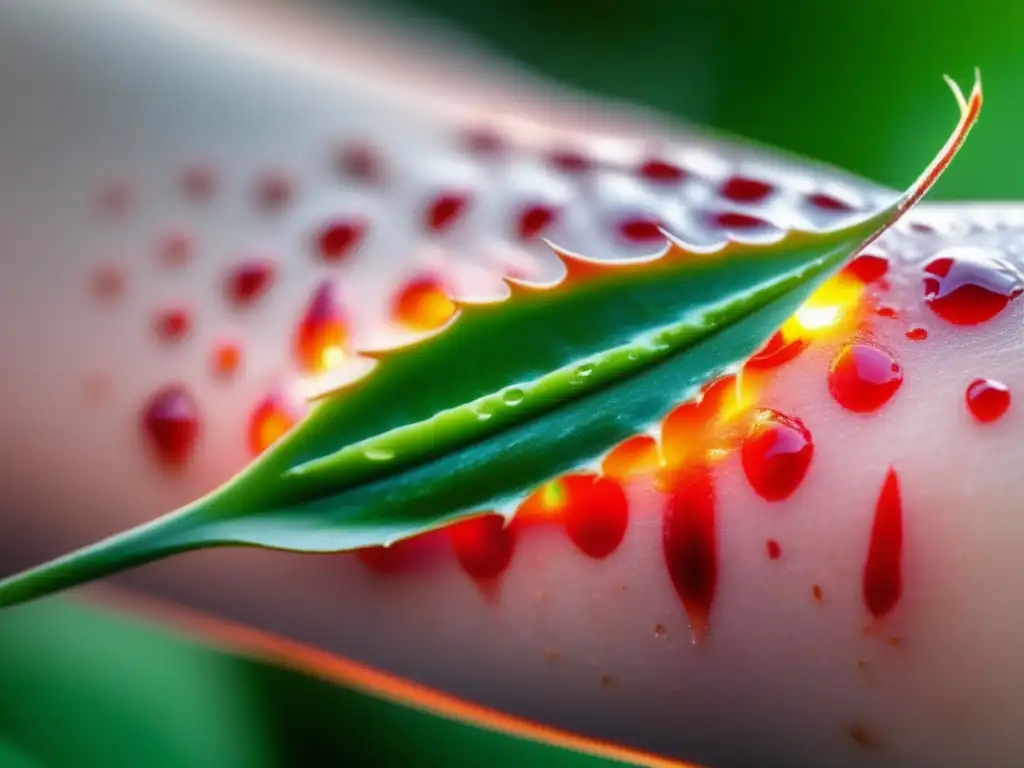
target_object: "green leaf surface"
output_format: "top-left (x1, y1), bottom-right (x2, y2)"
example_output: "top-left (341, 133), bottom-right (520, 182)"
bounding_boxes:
top-left (0, 76), bottom-right (980, 610)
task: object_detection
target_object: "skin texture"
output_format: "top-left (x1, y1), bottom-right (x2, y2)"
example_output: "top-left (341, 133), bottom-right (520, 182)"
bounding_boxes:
top-left (0, 2), bottom-right (1021, 767)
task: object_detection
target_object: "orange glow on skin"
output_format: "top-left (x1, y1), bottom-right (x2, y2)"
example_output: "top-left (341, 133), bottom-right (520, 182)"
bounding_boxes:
top-left (249, 394), bottom-right (304, 457)
top-left (602, 435), bottom-right (660, 480)
top-left (779, 274), bottom-right (866, 345)
top-left (392, 275), bottom-right (457, 332)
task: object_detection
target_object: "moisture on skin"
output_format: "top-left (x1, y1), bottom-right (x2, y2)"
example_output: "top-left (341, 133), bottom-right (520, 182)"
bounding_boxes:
top-left (0, 2), bottom-right (1021, 768)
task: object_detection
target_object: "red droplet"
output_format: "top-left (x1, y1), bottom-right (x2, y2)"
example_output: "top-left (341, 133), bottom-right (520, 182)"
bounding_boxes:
top-left (876, 304), bottom-right (899, 319)
top-left (741, 409), bottom-right (814, 502)
top-left (153, 307), bottom-right (192, 342)
top-left (746, 330), bottom-right (808, 370)
top-left (211, 341), bottom-right (242, 378)
top-left (766, 539), bottom-right (782, 560)
top-left (294, 282), bottom-right (347, 375)
top-left (843, 253), bottom-right (889, 284)
top-left (549, 150), bottom-right (590, 174)
top-left (828, 342), bottom-right (903, 413)
top-left (225, 258), bottom-right (275, 307)
top-left (426, 193), bottom-right (470, 233)
top-left (248, 391), bottom-right (304, 456)
top-left (358, 534), bottom-right (439, 575)
top-left (159, 232), bottom-right (193, 266)
top-left (617, 217), bottom-right (663, 243)
top-left (922, 248), bottom-right (1024, 325)
top-left (639, 159), bottom-right (685, 182)
top-left (561, 475), bottom-right (629, 559)
top-left (90, 263), bottom-right (126, 302)
top-left (662, 464), bottom-right (717, 642)
top-left (142, 384), bottom-right (200, 467)
top-left (517, 204), bottom-right (559, 240)
top-left (391, 274), bottom-right (456, 331)
top-left (709, 211), bottom-right (770, 231)
top-left (180, 164), bottom-right (215, 201)
top-left (317, 218), bottom-right (367, 262)
top-left (255, 172), bottom-right (292, 211)
top-left (965, 378), bottom-right (1011, 423)
top-left (449, 515), bottom-right (516, 582)
top-left (337, 141), bottom-right (382, 184)
top-left (720, 176), bottom-right (773, 204)
top-left (905, 326), bottom-right (928, 342)
top-left (807, 192), bottom-right (855, 213)
top-left (863, 468), bottom-right (903, 619)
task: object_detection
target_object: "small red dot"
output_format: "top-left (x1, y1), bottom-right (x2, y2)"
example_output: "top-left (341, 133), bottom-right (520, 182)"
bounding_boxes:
top-left (225, 258), bottom-right (276, 307)
top-left (211, 341), bottom-right (242, 378)
top-left (153, 308), bottom-right (192, 342)
top-left (639, 159), bottom-right (685, 182)
top-left (425, 193), bottom-right (470, 233)
top-left (255, 172), bottom-right (292, 211)
top-left (95, 177), bottom-right (134, 217)
top-left (965, 378), bottom-right (1011, 423)
top-left (876, 305), bottom-right (899, 319)
top-left (463, 127), bottom-right (506, 155)
top-left (720, 176), bottom-right (773, 204)
top-left (159, 232), bottom-right (193, 267)
top-left (90, 263), bottom-right (126, 302)
top-left (337, 141), bottom-right (382, 184)
top-left (517, 204), bottom-right (559, 240)
top-left (317, 219), bottom-right (367, 262)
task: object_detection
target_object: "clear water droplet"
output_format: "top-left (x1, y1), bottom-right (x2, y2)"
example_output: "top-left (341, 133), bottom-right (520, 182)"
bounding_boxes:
top-left (577, 363), bottom-right (595, 377)
top-left (365, 446), bottom-right (395, 461)
top-left (503, 388), bottom-right (525, 406)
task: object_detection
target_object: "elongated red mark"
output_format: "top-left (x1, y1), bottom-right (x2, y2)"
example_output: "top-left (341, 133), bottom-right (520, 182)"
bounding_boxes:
top-left (294, 281), bottom-right (347, 375)
top-left (863, 468), bottom-right (903, 619)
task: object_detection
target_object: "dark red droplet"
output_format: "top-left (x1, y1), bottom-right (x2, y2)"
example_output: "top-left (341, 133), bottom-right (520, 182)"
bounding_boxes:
top-left (843, 253), bottom-right (889, 284)
top-left (662, 464), bottom-right (717, 643)
top-left (562, 475), bottom-right (629, 559)
top-left (720, 176), bottom-right (773, 204)
top-left (828, 342), bottom-right (903, 413)
top-left (863, 468), bottom-right (903, 619)
top-left (449, 515), bottom-right (516, 582)
top-left (517, 204), bottom-right (559, 240)
top-left (142, 384), bottom-right (200, 467)
top-left (617, 217), bottom-right (663, 243)
top-left (337, 141), bottom-right (382, 184)
top-left (294, 281), bottom-right (347, 375)
top-left (90, 263), bottom-right (126, 302)
top-left (159, 232), bottom-right (193, 267)
top-left (549, 150), bottom-right (590, 174)
top-left (426, 193), bottom-right (470, 233)
top-left (317, 218), bottom-right (367, 262)
top-left (639, 159), bottom-right (685, 182)
top-left (225, 258), bottom-right (275, 307)
top-left (180, 164), bottom-right (215, 202)
top-left (255, 172), bottom-right (292, 211)
top-left (807, 192), bottom-right (855, 213)
top-left (746, 330), bottom-right (808, 370)
top-left (153, 307), bottom-right (192, 342)
top-left (905, 326), bottom-right (928, 342)
top-left (966, 378), bottom-right (1011, 423)
top-left (922, 249), bottom-right (1024, 325)
top-left (766, 539), bottom-right (782, 560)
top-left (741, 409), bottom-right (814, 502)
top-left (709, 211), bottom-right (769, 231)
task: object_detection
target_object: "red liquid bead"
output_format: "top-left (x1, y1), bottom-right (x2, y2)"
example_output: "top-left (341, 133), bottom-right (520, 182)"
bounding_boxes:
top-left (153, 308), bottom-right (192, 342)
top-left (828, 342), bottom-right (903, 413)
top-left (766, 540), bottom-right (782, 560)
top-left (561, 475), bottom-right (629, 559)
top-left (225, 258), bottom-right (275, 307)
top-left (905, 326), bottom-right (928, 342)
top-left (662, 464), bottom-right (717, 642)
top-left (863, 468), bottom-right (903, 619)
top-left (639, 159), bottom-right (685, 182)
top-left (617, 217), bottom-right (663, 243)
top-left (922, 248), bottom-right (1024, 325)
top-left (142, 384), bottom-right (199, 467)
top-left (842, 253), bottom-right (889, 284)
top-left (426, 193), bottom-right (469, 233)
top-left (965, 378), bottom-right (1011, 423)
top-left (317, 219), bottom-right (366, 262)
top-left (720, 176), bottom-right (773, 204)
top-left (741, 410), bottom-right (814, 502)
top-left (449, 515), bottom-right (516, 582)
top-left (294, 282), bottom-right (347, 375)
top-left (517, 204), bottom-right (559, 240)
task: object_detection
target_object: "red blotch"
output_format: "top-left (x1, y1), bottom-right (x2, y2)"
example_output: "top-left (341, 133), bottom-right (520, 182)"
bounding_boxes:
top-left (95, 177), bottom-right (134, 217)
top-left (180, 164), bottom-right (215, 202)
top-left (517, 204), bottom-right (559, 240)
top-left (807, 192), bottom-right (855, 213)
top-left (463, 127), bottom-right (506, 155)
top-left (142, 384), bottom-right (200, 467)
top-left (662, 464), bottom-right (717, 643)
top-left (617, 217), bottom-right (664, 244)
top-left (602, 435), bottom-right (660, 480)
top-left (449, 515), bottom-right (516, 582)
top-left (225, 258), bottom-right (276, 307)
top-left (639, 159), bottom-right (685, 183)
top-left (741, 409), bottom-right (814, 502)
top-left (549, 150), bottom-right (591, 174)
top-left (766, 539), bottom-right (782, 560)
top-left (966, 378), bottom-right (1011, 423)
top-left (746, 330), bottom-right (808, 370)
top-left (391, 275), bottom-right (456, 331)
top-left (317, 218), bottom-right (367, 263)
top-left (828, 342), bottom-right (903, 413)
top-left (843, 253), bottom-right (889, 284)
top-left (211, 341), bottom-right (242, 379)
top-left (905, 326), bottom-right (928, 342)
top-left (90, 263), bottom-right (126, 302)
top-left (294, 281), bottom-right (347, 375)
top-left (425, 193), bottom-right (470, 233)
top-left (357, 533), bottom-right (443, 575)
top-left (923, 250), bottom-right (1024, 325)
top-left (248, 391), bottom-right (304, 457)
top-left (153, 307), bottom-right (192, 343)
top-left (709, 211), bottom-right (770, 231)
top-left (720, 176), bottom-right (773, 204)
top-left (863, 468), bottom-right (903, 619)
top-left (876, 304), bottom-right (899, 319)
top-left (561, 474), bottom-right (629, 559)
top-left (337, 142), bottom-right (382, 184)
top-left (159, 232), bottom-right (193, 267)
top-left (255, 172), bottom-right (292, 211)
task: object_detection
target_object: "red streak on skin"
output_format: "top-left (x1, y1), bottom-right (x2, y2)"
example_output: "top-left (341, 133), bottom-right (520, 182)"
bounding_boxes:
top-left (662, 464), bottom-right (717, 643)
top-left (745, 330), bottom-right (808, 370)
top-left (807, 192), bottom-right (855, 212)
top-left (426, 193), bottom-right (470, 233)
top-left (741, 409), bottom-right (814, 502)
top-left (561, 475), bottom-right (629, 559)
top-left (828, 342), bottom-right (903, 413)
top-left (965, 378), bottom-right (1011, 423)
top-left (449, 515), bottom-right (516, 583)
top-left (863, 468), bottom-right (903, 619)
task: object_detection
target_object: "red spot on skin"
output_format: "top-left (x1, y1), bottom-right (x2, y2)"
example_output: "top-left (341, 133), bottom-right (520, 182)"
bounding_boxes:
top-left (876, 305), bottom-right (899, 319)
top-left (142, 384), bottom-right (199, 467)
top-left (842, 253), bottom-right (889, 284)
top-left (923, 249), bottom-right (1024, 325)
top-left (248, 391), bottom-right (304, 457)
top-left (709, 212), bottom-right (770, 231)
top-left (662, 464), bottom-right (717, 643)
top-left (225, 258), bottom-right (275, 307)
top-left (294, 282), bottom-right (347, 375)
top-left (517, 204), bottom-right (559, 241)
top-left (211, 341), bottom-right (242, 379)
top-left (905, 326), bottom-right (928, 341)
top-left (965, 378), bottom-right (1011, 423)
top-left (561, 474), bottom-right (630, 559)
top-left (180, 164), bottom-right (215, 201)
top-left (766, 539), bottom-right (781, 560)
top-left (159, 232), bottom-right (193, 267)
top-left (828, 342), bottom-right (903, 413)
top-left (95, 177), bottom-right (134, 217)
top-left (639, 159), bottom-right (685, 182)
top-left (90, 263), bottom-right (125, 302)
top-left (720, 176), bottom-right (773, 204)
top-left (863, 468), bottom-right (903, 619)
top-left (426, 193), bottom-right (470, 233)
top-left (337, 142), bottom-right (382, 184)
top-left (549, 150), bottom-right (590, 174)
top-left (153, 307), bottom-right (192, 343)
top-left (449, 515), bottom-right (516, 582)
top-left (317, 219), bottom-right (367, 262)
top-left (617, 217), bottom-right (663, 244)
top-left (255, 172), bottom-right (292, 211)
top-left (741, 409), bottom-right (814, 502)
top-left (746, 330), bottom-right (808, 370)
top-left (391, 275), bottom-right (456, 331)
top-left (807, 192), bottom-right (855, 212)
top-left (602, 435), bottom-right (660, 480)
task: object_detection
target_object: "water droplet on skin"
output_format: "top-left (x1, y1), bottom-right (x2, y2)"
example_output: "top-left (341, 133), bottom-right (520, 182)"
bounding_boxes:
top-left (863, 468), bottom-right (903, 619)
top-left (828, 342), bottom-right (903, 413)
top-left (503, 388), bottom-right (525, 406)
top-left (577, 363), bottom-right (595, 377)
top-left (295, 282), bottom-right (348, 375)
top-left (922, 247), bottom-right (1024, 325)
top-left (449, 515), bottom-right (516, 582)
top-left (741, 410), bottom-right (814, 502)
top-left (562, 475), bottom-right (629, 559)
top-left (966, 378), bottom-right (1011, 423)
top-left (364, 447), bottom-right (395, 462)
top-left (142, 384), bottom-right (200, 467)
top-left (248, 392), bottom-right (304, 457)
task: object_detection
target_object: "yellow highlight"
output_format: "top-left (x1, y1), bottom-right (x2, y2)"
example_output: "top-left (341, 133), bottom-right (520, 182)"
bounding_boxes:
top-left (780, 274), bottom-right (864, 342)
top-left (321, 344), bottom-right (346, 372)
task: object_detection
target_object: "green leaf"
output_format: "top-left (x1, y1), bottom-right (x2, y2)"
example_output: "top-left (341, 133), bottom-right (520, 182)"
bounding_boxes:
top-left (0, 75), bottom-right (981, 610)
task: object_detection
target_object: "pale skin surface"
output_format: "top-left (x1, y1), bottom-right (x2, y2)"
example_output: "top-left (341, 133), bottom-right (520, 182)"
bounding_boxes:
top-left (0, 2), bottom-right (1022, 767)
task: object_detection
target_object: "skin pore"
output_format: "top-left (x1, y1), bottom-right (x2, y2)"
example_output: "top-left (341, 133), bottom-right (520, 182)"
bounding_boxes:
top-left (1, 2), bottom-right (1022, 767)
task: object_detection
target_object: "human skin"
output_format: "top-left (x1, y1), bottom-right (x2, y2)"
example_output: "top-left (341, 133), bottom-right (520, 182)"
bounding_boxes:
top-left (0, 2), bottom-right (1022, 767)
